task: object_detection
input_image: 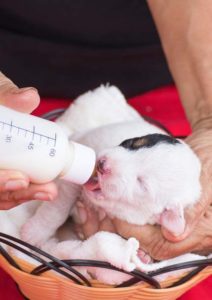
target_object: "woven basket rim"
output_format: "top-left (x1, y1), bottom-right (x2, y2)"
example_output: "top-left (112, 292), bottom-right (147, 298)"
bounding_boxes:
top-left (0, 254), bottom-right (211, 293)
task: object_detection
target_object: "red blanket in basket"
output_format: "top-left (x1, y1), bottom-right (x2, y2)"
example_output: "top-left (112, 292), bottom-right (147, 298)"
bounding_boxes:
top-left (0, 85), bottom-right (211, 299)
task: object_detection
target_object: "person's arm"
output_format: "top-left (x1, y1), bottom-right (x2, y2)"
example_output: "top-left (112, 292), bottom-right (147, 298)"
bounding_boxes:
top-left (0, 72), bottom-right (57, 209)
top-left (148, 0), bottom-right (212, 127)
top-left (146, 0), bottom-right (212, 242)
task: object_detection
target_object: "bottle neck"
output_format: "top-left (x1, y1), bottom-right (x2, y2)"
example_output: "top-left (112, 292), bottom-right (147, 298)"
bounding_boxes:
top-left (61, 141), bottom-right (96, 185)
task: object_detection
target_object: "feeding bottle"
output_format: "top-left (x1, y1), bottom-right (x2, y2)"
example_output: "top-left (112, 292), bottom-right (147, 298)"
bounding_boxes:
top-left (0, 105), bottom-right (96, 184)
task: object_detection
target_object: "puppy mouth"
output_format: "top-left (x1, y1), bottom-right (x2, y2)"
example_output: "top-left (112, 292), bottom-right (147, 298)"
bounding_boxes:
top-left (84, 173), bottom-right (102, 193)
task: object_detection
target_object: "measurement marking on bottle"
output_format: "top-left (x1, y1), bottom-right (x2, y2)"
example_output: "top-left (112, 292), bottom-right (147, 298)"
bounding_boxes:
top-left (54, 134), bottom-right (57, 147)
top-left (32, 126), bottom-right (35, 141)
top-left (10, 121), bottom-right (13, 132)
top-left (0, 120), bottom-right (57, 147)
top-left (5, 135), bottom-right (12, 143)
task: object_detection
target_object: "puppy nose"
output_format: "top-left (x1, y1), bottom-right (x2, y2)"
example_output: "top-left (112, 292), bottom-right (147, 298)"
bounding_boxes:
top-left (97, 158), bottom-right (108, 174)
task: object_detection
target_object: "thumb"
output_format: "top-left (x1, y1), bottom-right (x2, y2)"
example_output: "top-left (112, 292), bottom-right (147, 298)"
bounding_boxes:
top-left (113, 219), bottom-right (200, 260)
top-left (161, 170), bottom-right (211, 242)
top-left (162, 197), bottom-right (208, 242)
top-left (0, 72), bottom-right (40, 113)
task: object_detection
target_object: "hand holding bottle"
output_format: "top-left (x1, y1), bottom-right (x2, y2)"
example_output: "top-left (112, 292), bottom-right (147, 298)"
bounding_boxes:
top-left (0, 71), bottom-right (57, 209)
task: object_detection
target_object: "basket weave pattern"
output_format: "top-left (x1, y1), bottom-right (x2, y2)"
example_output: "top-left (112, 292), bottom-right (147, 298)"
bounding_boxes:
top-left (0, 255), bottom-right (211, 300)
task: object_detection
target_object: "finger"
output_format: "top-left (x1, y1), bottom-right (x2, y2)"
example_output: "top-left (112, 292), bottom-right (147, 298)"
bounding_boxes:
top-left (0, 201), bottom-right (20, 210)
top-left (76, 202), bottom-right (99, 238)
top-left (99, 217), bottom-right (116, 233)
top-left (113, 218), bottom-right (201, 260)
top-left (0, 197), bottom-right (41, 210)
top-left (75, 201), bottom-right (88, 224)
top-left (0, 201), bottom-right (21, 210)
top-left (0, 199), bottom-right (36, 210)
top-left (157, 219), bottom-right (210, 260)
top-left (162, 171), bottom-right (211, 242)
top-left (161, 200), bottom-right (205, 242)
top-left (171, 130), bottom-right (212, 243)
top-left (0, 182), bottom-right (58, 203)
top-left (0, 71), bottom-right (40, 113)
top-left (0, 170), bottom-right (29, 192)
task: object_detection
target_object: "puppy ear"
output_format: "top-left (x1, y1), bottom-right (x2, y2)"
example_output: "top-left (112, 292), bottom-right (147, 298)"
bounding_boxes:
top-left (160, 204), bottom-right (185, 236)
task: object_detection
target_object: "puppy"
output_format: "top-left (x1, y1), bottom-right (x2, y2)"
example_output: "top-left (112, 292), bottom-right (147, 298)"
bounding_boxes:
top-left (81, 124), bottom-right (201, 235)
top-left (0, 86), bottom-right (206, 284)
top-left (44, 119), bottom-right (203, 284)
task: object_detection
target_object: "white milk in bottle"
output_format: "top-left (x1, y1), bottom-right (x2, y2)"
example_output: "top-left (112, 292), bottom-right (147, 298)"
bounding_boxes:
top-left (0, 105), bottom-right (96, 184)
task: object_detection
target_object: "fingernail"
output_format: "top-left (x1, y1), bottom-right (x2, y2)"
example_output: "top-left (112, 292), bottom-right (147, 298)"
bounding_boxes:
top-left (78, 232), bottom-right (85, 240)
top-left (5, 180), bottom-right (28, 191)
top-left (13, 87), bottom-right (38, 94)
top-left (162, 228), bottom-right (185, 241)
top-left (33, 192), bottom-right (53, 201)
top-left (76, 201), bottom-right (84, 208)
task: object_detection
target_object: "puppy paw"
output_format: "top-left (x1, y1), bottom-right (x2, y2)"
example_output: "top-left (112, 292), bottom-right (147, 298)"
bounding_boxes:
top-left (123, 240), bottom-right (154, 272)
top-left (51, 243), bottom-right (66, 259)
top-left (137, 249), bottom-right (152, 264)
top-left (121, 237), bottom-right (140, 272)
top-left (50, 240), bottom-right (82, 260)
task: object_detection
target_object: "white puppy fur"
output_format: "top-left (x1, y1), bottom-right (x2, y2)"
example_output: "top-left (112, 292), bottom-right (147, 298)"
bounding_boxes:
top-left (80, 122), bottom-right (201, 233)
top-left (0, 85), bottom-right (207, 285)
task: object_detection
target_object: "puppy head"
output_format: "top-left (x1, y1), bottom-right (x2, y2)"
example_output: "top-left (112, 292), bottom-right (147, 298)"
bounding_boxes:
top-left (83, 134), bottom-right (201, 230)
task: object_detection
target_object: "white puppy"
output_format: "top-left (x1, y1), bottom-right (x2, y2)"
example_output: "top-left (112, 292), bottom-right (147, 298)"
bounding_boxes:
top-left (0, 86), bottom-right (206, 284)
top-left (0, 85), bottom-right (139, 240)
top-left (80, 122), bottom-right (201, 235)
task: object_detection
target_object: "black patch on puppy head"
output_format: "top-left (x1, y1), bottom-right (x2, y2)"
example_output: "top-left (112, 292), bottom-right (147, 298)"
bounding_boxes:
top-left (119, 134), bottom-right (180, 151)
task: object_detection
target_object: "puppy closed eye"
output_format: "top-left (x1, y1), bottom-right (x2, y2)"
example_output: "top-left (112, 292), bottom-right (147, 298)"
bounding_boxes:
top-left (137, 177), bottom-right (143, 184)
top-left (137, 177), bottom-right (146, 188)
top-left (137, 177), bottom-right (147, 191)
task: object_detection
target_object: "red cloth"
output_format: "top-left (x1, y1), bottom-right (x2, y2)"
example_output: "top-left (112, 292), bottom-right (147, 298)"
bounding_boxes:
top-left (0, 85), bottom-right (211, 299)
top-left (32, 85), bottom-right (192, 137)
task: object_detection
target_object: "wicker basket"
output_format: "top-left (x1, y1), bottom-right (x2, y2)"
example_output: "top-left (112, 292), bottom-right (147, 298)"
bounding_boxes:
top-left (0, 108), bottom-right (211, 299)
top-left (0, 237), bottom-right (211, 300)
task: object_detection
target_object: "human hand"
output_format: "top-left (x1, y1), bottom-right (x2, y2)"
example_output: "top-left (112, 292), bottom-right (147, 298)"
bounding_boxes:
top-left (0, 71), bottom-right (40, 113)
top-left (112, 206), bottom-right (212, 260)
top-left (0, 72), bottom-right (58, 209)
top-left (169, 124), bottom-right (212, 241)
top-left (76, 200), bottom-right (212, 260)
top-left (74, 201), bottom-right (116, 240)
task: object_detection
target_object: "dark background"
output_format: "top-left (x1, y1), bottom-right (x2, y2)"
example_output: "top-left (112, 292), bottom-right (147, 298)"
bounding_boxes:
top-left (0, 0), bottom-right (173, 98)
